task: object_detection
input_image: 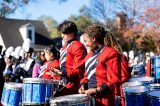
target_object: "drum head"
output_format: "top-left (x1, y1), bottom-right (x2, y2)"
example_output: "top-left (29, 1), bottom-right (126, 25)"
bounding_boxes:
top-left (125, 86), bottom-right (149, 94)
top-left (50, 94), bottom-right (89, 105)
top-left (123, 81), bottom-right (143, 88)
top-left (147, 90), bottom-right (160, 99)
top-left (46, 79), bottom-right (54, 84)
top-left (50, 96), bottom-right (74, 105)
top-left (129, 76), bottom-right (154, 83)
top-left (4, 82), bottom-right (23, 90)
top-left (23, 78), bottom-right (46, 83)
top-left (53, 80), bottom-right (59, 85)
top-left (149, 83), bottom-right (160, 88)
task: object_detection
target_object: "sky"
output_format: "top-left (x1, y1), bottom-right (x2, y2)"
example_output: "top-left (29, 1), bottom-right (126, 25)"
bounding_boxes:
top-left (9, 0), bottom-right (90, 23)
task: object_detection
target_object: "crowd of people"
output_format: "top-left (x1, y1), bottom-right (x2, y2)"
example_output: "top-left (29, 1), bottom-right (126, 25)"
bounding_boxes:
top-left (1, 20), bottom-right (155, 106)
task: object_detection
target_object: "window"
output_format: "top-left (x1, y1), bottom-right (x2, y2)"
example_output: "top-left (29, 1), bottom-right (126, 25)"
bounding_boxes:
top-left (28, 29), bottom-right (32, 40)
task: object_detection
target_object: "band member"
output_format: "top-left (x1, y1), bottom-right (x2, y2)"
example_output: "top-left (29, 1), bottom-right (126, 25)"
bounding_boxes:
top-left (0, 56), bottom-right (5, 106)
top-left (79, 24), bottom-right (121, 106)
top-left (3, 47), bottom-right (14, 82)
top-left (0, 46), bottom-right (6, 104)
top-left (50, 20), bottom-right (87, 96)
top-left (145, 53), bottom-right (151, 77)
top-left (105, 31), bottom-right (130, 106)
top-left (23, 47), bottom-right (35, 77)
top-left (40, 45), bottom-right (60, 80)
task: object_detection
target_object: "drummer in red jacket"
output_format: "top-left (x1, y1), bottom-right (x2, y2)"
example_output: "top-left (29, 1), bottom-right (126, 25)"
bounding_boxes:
top-left (104, 31), bottom-right (130, 106)
top-left (145, 53), bottom-right (151, 77)
top-left (78, 24), bottom-right (121, 106)
top-left (40, 45), bottom-right (60, 80)
top-left (49, 20), bottom-right (87, 96)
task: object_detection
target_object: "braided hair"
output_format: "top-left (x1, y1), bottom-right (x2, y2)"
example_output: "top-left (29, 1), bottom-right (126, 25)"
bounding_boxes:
top-left (104, 31), bottom-right (123, 55)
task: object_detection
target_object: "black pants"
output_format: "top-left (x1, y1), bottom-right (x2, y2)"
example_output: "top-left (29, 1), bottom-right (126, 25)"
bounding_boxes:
top-left (0, 76), bottom-right (5, 100)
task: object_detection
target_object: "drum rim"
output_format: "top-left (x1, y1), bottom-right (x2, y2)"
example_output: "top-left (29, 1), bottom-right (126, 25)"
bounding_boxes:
top-left (126, 92), bottom-right (147, 95)
top-left (1, 101), bottom-right (8, 106)
top-left (23, 78), bottom-right (46, 83)
top-left (122, 81), bottom-right (143, 88)
top-left (50, 101), bottom-right (88, 105)
top-left (129, 76), bottom-right (154, 82)
top-left (21, 102), bottom-right (46, 105)
top-left (125, 86), bottom-right (149, 94)
top-left (149, 83), bottom-right (160, 87)
top-left (50, 99), bottom-right (74, 104)
top-left (4, 82), bottom-right (23, 90)
top-left (46, 79), bottom-right (55, 84)
top-left (53, 80), bottom-right (59, 85)
top-left (147, 90), bottom-right (160, 99)
top-left (50, 94), bottom-right (89, 104)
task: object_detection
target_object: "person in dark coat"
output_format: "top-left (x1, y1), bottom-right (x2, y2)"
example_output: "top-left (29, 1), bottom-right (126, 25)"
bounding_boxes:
top-left (0, 49), bottom-right (6, 105)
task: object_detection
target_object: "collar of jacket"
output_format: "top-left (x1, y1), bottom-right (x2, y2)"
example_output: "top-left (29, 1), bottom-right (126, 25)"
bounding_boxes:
top-left (93, 45), bottom-right (105, 53)
top-left (67, 38), bottom-right (76, 44)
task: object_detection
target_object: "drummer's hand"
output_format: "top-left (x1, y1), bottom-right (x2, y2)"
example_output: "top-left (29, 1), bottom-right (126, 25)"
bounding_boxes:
top-left (45, 71), bottom-right (52, 75)
top-left (50, 68), bottom-right (62, 76)
top-left (84, 88), bottom-right (96, 95)
top-left (78, 85), bottom-right (85, 94)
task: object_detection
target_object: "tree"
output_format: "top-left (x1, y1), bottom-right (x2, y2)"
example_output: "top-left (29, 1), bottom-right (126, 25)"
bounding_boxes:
top-left (126, 2), bottom-right (160, 52)
top-left (139, 7), bottom-right (160, 43)
top-left (0, 0), bottom-right (32, 18)
top-left (0, 0), bottom-right (68, 18)
top-left (84, 0), bottom-right (160, 53)
top-left (69, 15), bottom-right (93, 33)
top-left (82, 0), bottom-right (118, 31)
top-left (38, 15), bottom-right (60, 38)
top-left (140, 35), bottom-right (156, 52)
top-left (67, 5), bottom-right (94, 38)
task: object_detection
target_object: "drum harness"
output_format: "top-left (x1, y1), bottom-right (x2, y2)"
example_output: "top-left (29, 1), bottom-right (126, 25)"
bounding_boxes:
top-left (57, 41), bottom-right (75, 92)
top-left (38, 61), bottom-right (51, 78)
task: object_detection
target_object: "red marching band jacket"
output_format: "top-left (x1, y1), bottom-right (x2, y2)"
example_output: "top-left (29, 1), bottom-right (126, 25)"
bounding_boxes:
top-left (121, 55), bottom-right (130, 83)
top-left (146, 58), bottom-right (151, 77)
top-left (120, 55), bottom-right (130, 106)
top-left (42, 60), bottom-right (60, 80)
top-left (81, 46), bottom-right (121, 106)
top-left (55, 40), bottom-right (87, 96)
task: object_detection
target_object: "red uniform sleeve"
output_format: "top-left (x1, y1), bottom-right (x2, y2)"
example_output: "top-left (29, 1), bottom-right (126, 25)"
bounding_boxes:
top-left (65, 42), bottom-right (87, 81)
top-left (121, 55), bottom-right (130, 83)
top-left (102, 51), bottom-right (121, 94)
top-left (43, 60), bottom-right (60, 80)
top-left (80, 71), bottom-right (89, 84)
top-left (79, 71), bottom-right (89, 89)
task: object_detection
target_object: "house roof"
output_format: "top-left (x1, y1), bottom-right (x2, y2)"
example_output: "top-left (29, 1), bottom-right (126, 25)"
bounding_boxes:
top-left (20, 23), bottom-right (34, 28)
top-left (0, 18), bottom-right (53, 50)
